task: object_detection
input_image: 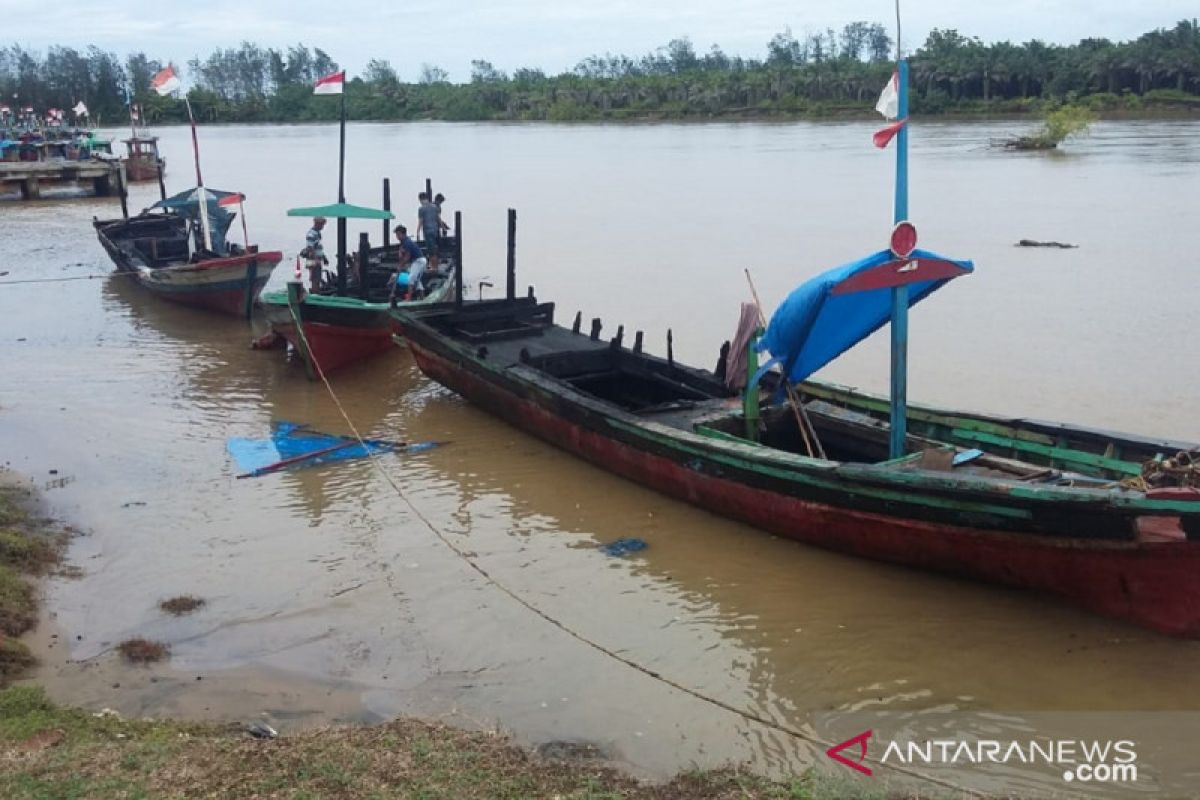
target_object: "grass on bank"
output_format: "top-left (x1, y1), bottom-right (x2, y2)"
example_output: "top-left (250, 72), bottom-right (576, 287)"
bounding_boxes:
top-left (0, 685), bottom-right (923, 800)
top-left (0, 482), bottom-right (57, 683)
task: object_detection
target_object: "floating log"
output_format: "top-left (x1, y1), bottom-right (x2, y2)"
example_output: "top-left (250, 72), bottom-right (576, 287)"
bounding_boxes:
top-left (1016, 239), bottom-right (1078, 249)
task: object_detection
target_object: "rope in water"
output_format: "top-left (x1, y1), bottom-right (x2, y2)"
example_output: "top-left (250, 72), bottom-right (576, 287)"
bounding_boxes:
top-left (0, 272), bottom-right (136, 286)
top-left (286, 318), bottom-right (982, 796)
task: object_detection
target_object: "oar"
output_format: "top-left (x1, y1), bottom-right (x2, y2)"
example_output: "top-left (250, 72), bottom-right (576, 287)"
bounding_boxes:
top-left (236, 439), bottom-right (446, 479)
top-left (237, 440), bottom-right (360, 478)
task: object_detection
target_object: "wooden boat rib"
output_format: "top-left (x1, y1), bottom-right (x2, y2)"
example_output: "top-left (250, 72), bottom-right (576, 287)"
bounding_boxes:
top-left (395, 296), bottom-right (1200, 636)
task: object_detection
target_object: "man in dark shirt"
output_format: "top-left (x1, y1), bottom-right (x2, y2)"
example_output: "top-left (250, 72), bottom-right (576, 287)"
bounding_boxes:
top-left (417, 192), bottom-right (441, 272)
top-left (391, 224), bottom-right (428, 302)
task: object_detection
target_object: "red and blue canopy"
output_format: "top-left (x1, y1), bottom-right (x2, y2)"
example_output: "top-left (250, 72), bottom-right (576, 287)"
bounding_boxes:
top-left (757, 247), bottom-right (973, 385)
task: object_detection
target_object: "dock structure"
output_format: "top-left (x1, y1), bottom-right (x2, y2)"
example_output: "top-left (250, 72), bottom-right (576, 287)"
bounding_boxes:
top-left (0, 159), bottom-right (124, 200)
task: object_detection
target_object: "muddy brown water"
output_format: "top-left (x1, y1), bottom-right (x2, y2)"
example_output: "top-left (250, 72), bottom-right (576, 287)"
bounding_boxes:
top-left (2, 120), bottom-right (1199, 794)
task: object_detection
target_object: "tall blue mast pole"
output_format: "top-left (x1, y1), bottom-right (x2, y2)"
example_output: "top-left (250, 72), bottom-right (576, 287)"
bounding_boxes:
top-left (888, 58), bottom-right (910, 460)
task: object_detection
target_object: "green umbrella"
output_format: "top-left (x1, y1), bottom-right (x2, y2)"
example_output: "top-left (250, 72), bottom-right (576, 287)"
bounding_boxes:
top-left (286, 202), bottom-right (394, 220)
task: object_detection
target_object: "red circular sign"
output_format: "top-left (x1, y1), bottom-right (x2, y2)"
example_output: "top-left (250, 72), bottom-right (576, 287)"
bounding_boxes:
top-left (890, 221), bottom-right (918, 258)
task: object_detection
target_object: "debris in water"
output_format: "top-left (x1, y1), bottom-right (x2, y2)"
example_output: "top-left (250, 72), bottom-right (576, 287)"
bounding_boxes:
top-left (117, 637), bottom-right (170, 663)
top-left (160, 595), bottom-right (206, 616)
top-left (598, 537), bottom-right (648, 557)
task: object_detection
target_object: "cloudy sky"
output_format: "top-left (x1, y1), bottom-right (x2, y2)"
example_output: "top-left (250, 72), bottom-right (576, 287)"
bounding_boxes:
top-left (2, 0), bottom-right (1193, 81)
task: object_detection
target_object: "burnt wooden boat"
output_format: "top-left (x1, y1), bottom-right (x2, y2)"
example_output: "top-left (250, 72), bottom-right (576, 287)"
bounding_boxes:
top-left (93, 187), bottom-right (281, 318)
top-left (394, 295), bottom-right (1200, 636)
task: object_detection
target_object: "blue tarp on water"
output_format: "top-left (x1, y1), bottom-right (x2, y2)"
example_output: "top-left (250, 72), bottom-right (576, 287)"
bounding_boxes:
top-left (227, 421), bottom-right (395, 477)
top-left (758, 247), bottom-right (973, 384)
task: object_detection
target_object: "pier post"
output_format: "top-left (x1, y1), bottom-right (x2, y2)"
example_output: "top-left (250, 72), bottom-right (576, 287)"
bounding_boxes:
top-left (20, 177), bottom-right (39, 200)
top-left (506, 209), bottom-right (517, 300)
top-left (115, 163), bottom-right (128, 219)
top-left (156, 159), bottom-right (167, 201)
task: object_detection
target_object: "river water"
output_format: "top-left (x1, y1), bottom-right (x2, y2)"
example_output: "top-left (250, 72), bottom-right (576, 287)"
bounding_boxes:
top-left (2, 119), bottom-right (1199, 795)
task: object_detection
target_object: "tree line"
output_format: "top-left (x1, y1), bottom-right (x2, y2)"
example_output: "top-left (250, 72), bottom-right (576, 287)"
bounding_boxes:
top-left (1, 19), bottom-right (1197, 125)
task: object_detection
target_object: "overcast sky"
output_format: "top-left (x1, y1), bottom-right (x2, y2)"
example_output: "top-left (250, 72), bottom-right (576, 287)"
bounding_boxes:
top-left (2, 0), bottom-right (1194, 82)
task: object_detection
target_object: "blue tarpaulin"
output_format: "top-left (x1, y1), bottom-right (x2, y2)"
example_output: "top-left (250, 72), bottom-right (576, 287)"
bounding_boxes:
top-left (152, 187), bottom-right (237, 250)
top-left (227, 421), bottom-right (396, 478)
top-left (757, 247), bottom-right (973, 385)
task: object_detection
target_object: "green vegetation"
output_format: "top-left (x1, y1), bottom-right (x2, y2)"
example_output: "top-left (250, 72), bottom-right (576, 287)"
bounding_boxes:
top-left (1004, 103), bottom-right (1098, 149)
top-left (0, 685), bottom-right (932, 800)
top-left (0, 482), bottom-right (50, 683)
top-left (2, 20), bottom-right (1199, 123)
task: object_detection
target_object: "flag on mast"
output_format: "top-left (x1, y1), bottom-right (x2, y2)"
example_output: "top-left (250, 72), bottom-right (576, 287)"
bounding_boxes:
top-left (872, 71), bottom-right (907, 149)
top-left (72, 101), bottom-right (89, 117)
top-left (313, 71), bottom-right (345, 95)
top-left (150, 65), bottom-right (182, 96)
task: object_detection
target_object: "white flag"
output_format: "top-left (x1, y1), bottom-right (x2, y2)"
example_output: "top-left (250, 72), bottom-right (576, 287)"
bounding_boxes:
top-left (73, 101), bottom-right (89, 116)
top-left (875, 71), bottom-right (899, 120)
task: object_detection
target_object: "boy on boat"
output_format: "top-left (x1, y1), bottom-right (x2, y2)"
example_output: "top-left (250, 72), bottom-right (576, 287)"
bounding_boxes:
top-left (302, 216), bottom-right (328, 290)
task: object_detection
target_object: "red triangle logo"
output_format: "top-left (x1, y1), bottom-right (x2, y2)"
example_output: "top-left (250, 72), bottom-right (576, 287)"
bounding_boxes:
top-left (826, 729), bottom-right (873, 776)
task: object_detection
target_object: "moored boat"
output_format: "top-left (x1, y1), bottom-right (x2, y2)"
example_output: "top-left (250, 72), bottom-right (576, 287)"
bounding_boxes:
top-left (93, 187), bottom-right (282, 318)
top-left (393, 291), bottom-right (1200, 636)
top-left (257, 200), bottom-right (459, 377)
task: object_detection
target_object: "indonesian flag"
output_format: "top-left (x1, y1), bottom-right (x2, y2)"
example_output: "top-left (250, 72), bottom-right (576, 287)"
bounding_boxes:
top-left (131, 104), bottom-right (141, 122)
top-left (73, 101), bottom-right (89, 117)
top-left (873, 71), bottom-right (907, 149)
top-left (150, 65), bottom-right (181, 96)
top-left (313, 71), bottom-right (345, 95)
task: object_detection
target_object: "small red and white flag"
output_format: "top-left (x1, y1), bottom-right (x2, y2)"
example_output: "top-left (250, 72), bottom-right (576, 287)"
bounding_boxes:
top-left (217, 192), bottom-right (246, 207)
top-left (150, 65), bottom-right (181, 96)
top-left (873, 70), bottom-right (907, 149)
top-left (313, 71), bottom-right (345, 95)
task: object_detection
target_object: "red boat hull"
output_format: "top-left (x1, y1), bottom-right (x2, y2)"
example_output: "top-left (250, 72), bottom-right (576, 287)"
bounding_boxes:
top-left (134, 252), bottom-right (283, 317)
top-left (271, 318), bottom-right (399, 375)
top-left (409, 340), bottom-right (1200, 637)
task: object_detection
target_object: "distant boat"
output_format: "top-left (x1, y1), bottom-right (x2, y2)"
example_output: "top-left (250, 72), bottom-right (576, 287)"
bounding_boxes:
top-left (93, 187), bottom-right (282, 318)
top-left (121, 135), bottom-right (165, 182)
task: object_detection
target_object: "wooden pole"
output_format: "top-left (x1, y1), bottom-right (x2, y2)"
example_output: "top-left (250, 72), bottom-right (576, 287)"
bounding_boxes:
top-left (453, 211), bottom-right (463, 309)
top-left (335, 84), bottom-right (347, 294)
top-left (287, 281), bottom-right (316, 381)
top-left (744, 269), bottom-right (823, 459)
top-left (357, 231), bottom-right (371, 300)
top-left (116, 162), bottom-right (128, 219)
top-left (155, 147), bottom-right (166, 201)
top-left (382, 178), bottom-right (391, 248)
top-left (506, 208), bottom-right (517, 300)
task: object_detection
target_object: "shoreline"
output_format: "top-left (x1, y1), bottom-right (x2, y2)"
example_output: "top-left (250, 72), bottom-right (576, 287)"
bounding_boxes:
top-left (0, 467), bottom-right (902, 799)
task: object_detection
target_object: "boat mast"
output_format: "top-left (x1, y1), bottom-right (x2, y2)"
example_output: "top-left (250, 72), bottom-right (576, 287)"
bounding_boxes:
top-left (336, 80), bottom-right (348, 294)
top-left (183, 96), bottom-right (214, 253)
top-left (888, 0), bottom-right (910, 460)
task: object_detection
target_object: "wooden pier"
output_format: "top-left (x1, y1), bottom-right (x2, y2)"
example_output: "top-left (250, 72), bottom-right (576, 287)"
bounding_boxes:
top-left (0, 159), bottom-right (124, 200)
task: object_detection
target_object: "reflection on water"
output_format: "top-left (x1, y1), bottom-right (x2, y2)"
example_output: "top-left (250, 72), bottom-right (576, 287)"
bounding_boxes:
top-left (2, 119), bottom-right (1200, 790)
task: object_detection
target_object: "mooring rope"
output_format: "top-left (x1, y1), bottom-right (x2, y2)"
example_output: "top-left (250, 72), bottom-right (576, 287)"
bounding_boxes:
top-left (0, 271), bottom-right (136, 286)
top-left (289, 319), bottom-right (983, 796)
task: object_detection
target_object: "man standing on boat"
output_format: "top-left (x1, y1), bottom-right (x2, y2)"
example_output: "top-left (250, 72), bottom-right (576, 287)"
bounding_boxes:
top-left (391, 224), bottom-right (428, 302)
top-left (302, 216), bottom-right (328, 291)
top-left (417, 193), bottom-right (441, 273)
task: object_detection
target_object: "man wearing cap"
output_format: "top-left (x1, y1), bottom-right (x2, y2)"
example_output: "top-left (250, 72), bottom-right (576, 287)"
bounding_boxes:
top-left (302, 216), bottom-right (328, 290)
